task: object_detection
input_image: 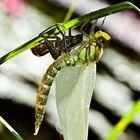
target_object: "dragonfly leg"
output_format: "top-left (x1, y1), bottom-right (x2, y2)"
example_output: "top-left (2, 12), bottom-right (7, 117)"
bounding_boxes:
top-left (80, 21), bottom-right (90, 37)
top-left (68, 27), bottom-right (72, 36)
top-left (44, 38), bottom-right (60, 59)
top-left (39, 23), bottom-right (68, 59)
top-left (39, 23), bottom-right (65, 37)
top-left (55, 24), bottom-right (68, 53)
top-left (39, 24), bottom-right (61, 36)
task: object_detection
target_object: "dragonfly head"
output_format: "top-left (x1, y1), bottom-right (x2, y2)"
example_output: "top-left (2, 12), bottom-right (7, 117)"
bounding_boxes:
top-left (94, 31), bottom-right (111, 48)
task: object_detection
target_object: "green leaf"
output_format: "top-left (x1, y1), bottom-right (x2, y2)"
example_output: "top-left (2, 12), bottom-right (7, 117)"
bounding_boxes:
top-left (0, 2), bottom-right (140, 65)
top-left (106, 100), bottom-right (140, 140)
top-left (0, 116), bottom-right (24, 140)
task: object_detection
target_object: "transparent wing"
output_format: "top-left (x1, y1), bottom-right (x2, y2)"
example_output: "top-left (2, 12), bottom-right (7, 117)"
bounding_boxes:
top-left (55, 63), bottom-right (96, 140)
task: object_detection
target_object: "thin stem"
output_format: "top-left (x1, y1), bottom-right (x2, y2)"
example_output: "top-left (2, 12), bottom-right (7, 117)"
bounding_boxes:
top-left (0, 116), bottom-right (24, 140)
top-left (63, 5), bottom-right (75, 23)
top-left (106, 100), bottom-right (140, 140)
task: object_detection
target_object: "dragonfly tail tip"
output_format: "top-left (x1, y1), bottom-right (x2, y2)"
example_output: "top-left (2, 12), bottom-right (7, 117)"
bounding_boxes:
top-left (34, 126), bottom-right (40, 136)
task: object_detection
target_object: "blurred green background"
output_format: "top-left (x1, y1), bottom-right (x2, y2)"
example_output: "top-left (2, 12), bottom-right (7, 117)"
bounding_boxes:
top-left (0, 0), bottom-right (140, 140)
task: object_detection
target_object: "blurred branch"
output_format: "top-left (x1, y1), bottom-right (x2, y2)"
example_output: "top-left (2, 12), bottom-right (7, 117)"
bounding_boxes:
top-left (0, 1), bottom-right (140, 65)
top-left (63, 5), bottom-right (75, 22)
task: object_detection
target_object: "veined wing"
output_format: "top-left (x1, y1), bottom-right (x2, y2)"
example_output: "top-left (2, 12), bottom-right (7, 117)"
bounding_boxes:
top-left (55, 63), bottom-right (96, 140)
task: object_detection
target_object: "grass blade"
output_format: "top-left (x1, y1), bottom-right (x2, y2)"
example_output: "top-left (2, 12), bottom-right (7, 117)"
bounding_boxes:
top-left (0, 2), bottom-right (140, 65)
top-left (0, 116), bottom-right (24, 140)
top-left (106, 100), bottom-right (140, 140)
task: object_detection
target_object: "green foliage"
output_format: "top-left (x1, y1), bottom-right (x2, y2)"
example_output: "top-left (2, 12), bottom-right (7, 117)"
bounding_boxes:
top-left (0, 2), bottom-right (139, 65)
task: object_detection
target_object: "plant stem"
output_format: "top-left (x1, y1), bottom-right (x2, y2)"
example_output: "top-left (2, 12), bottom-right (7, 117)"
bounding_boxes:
top-left (0, 116), bottom-right (24, 140)
top-left (106, 100), bottom-right (140, 140)
top-left (63, 5), bottom-right (75, 23)
top-left (0, 2), bottom-right (140, 65)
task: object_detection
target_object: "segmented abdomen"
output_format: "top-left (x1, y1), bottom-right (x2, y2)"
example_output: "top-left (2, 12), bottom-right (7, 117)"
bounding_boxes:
top-left (34, 58), bottom-right (65, 135)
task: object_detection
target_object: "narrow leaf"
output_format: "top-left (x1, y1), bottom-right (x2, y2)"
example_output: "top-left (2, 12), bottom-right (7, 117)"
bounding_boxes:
top-left (0, 2), bottom-right (139, 65)
top-left (0, 116), bottom-right (24, 140)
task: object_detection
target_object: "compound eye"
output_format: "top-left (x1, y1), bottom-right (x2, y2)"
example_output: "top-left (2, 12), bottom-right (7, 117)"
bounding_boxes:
top-left (98, 37), bottom-right (106, 44)
top-left (99, 38), bottom-right (103, 42)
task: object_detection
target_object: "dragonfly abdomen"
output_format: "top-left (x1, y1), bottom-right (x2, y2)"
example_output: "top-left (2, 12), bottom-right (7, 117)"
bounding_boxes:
top-left (34, 57), bottom-right (67, 135)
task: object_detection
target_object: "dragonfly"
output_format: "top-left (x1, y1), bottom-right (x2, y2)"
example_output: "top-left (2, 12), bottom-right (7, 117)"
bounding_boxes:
top-left (34, 23), bottom-right (111, 135)
top-left (31, 24), bottom-right (83, 60)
